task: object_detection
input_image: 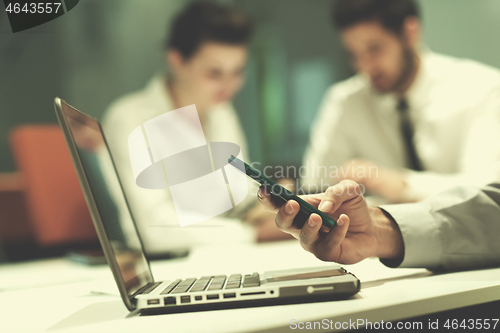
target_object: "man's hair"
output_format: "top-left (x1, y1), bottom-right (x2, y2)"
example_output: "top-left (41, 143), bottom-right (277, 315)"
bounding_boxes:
top-left (167, 1), bottom-right (253, 59)
top-left (332, 0), bottom-right (420, 35)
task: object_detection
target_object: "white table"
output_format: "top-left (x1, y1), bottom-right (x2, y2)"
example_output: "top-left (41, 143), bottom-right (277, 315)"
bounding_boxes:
top-left (1, 240), bottom-right (499, 332)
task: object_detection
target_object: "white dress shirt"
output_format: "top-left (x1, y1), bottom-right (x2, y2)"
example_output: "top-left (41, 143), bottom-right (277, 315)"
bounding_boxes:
top-left (303, 51), bottom-right (500, 201)
top-left (102, 75), bottom-right (256, 254)
top-left (381, 183), bottom-right (500, 271)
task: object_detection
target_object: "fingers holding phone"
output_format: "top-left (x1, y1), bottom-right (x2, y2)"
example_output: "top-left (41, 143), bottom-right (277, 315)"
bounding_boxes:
top-left (257, 180), bottom-right (382, 265)
top-left (258, 186), bottom-right (301, 239)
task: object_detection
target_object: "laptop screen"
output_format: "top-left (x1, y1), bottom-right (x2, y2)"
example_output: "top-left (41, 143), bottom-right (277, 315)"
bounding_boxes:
top-left (58, 99), bottom-right (153, 298)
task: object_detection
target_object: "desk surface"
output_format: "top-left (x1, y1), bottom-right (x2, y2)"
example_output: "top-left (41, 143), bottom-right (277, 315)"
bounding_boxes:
top-left (1, 240), bottom-right (499, 332)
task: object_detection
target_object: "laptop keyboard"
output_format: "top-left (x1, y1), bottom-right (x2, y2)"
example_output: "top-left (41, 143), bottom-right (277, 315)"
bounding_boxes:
top-left (160, 279), bottom-right (182, 295)
top-left (159, 273), bottom-right (260, 295)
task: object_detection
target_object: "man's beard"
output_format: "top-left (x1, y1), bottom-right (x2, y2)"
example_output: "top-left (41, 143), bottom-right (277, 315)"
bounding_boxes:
top-left (388, 44), bottom-right (418, 93)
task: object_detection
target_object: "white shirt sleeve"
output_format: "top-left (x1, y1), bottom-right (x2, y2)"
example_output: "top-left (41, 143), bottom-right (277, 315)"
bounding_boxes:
top-left (381, 183), bottom-right (500, 271)
top-left (403, 79), bottom-right (500, 201)
top-left (301, 86), bottom-right (355, 193)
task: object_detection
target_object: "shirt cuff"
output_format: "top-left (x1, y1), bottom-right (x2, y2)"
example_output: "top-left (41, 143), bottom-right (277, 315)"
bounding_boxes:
top-left (379, 202), bottom-right (442, 269)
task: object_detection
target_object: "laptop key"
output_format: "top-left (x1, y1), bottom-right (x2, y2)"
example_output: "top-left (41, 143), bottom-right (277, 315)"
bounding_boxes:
top-left (242, 272), bottom-right (260, 288)
top-left (226, 281), bottom-right (241, 285)
top-left (160, 279), bottom-right (182, 295)
top-left (209, 284), bottom-right (223, 288)
top-left (226, 274), bottom-right (242, 288)
top-left (207, 275), bottom-right (227, 290)
top-left (224, 283), bottom-right (241, 289)
top-left (190, 278), bottom-right (212, 292)
top-left (171, 278), bottom-right (197, 294)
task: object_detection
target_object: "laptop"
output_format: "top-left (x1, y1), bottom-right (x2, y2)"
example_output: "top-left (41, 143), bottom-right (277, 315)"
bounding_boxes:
top-left (54, 97), bottom-right (360, 315)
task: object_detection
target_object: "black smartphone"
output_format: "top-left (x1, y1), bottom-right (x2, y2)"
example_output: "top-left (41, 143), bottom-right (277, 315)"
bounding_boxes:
top-left (228, 155), bottom-right (336, 230)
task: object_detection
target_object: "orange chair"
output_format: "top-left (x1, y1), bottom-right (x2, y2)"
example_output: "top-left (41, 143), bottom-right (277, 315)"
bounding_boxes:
top-left (0, 172), bottom-right (33, 244)
top-left (10, 125), bottom-right (97, 246)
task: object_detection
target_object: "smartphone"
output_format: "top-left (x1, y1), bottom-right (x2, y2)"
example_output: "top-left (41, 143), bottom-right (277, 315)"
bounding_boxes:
top-left (228, 155), bottom-right (336, 231)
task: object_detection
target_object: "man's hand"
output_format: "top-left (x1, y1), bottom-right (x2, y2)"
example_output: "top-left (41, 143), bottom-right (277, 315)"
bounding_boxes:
top-left (338, 159), bottom-right (410, 203)
top-left (257, 180), bottom-right (404, 264)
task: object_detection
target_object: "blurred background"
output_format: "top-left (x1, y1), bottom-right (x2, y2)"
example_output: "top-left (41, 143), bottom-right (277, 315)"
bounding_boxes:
top-left (1, 0), bottom-right (500, 261)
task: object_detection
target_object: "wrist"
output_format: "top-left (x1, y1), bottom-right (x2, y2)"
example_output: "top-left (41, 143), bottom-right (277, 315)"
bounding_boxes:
top-left (371, 207), bottom-right (404, 260)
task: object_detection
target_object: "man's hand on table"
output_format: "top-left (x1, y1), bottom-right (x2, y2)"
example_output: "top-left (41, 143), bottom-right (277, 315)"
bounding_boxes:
top-left (338, 159), bottom-right (412, 203)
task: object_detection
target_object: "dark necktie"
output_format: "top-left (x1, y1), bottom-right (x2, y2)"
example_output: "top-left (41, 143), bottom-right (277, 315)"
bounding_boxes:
top-left (397, 98), bottom-right (423, 171)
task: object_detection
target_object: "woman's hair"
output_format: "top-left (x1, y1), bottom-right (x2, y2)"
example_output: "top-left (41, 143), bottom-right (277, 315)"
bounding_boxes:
top-left (167, 1), bottom-right (253, 59)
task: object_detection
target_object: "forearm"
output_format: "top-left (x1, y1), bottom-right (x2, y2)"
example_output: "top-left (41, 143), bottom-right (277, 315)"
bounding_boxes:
top-left (381, 184), bottom-right (500, 271)
top-left (403, 170), bottom-right (498, 202)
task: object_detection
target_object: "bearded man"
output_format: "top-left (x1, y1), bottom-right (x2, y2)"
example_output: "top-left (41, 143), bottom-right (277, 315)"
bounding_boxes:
top-left (302, 0), bottom-right (500, 203)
